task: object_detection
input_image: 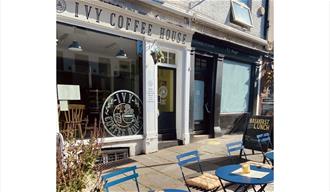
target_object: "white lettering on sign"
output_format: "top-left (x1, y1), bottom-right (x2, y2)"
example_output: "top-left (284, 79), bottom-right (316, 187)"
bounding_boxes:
top-left (58, 0), bottom-right (190, 45)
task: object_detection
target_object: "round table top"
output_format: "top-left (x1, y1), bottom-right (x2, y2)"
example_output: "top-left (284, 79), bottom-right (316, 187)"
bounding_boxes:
top-left (265, 151), bottom-right (274, 161)
top-left (163, 189), bottom-right (188, 192)
top-left (215, 164), bottom-right (274, 185)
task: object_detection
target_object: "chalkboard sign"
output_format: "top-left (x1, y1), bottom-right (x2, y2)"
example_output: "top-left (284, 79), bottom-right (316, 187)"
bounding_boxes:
top-left (242, 115), bottom-right (273, 151)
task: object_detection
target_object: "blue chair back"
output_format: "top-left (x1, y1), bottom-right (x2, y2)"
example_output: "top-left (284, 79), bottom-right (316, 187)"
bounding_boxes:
top-left (176, 150), bottom-right (203, 192)
top-left (177, 150), bottom-right (204, 174)
top-left (102, 166), bottom-right (140, 192)
top-left (176, 150), bottom-right (200, 170)
top-left (176, 150), bottom-right (200, 166)
top-left (226, 141), bottom-right (247, 159)
top-left (256, 133), bottom-right (273, 150)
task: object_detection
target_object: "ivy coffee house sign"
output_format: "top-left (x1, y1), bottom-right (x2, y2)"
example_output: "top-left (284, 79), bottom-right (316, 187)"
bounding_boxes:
top-left (101, 90), bottom-right (143, 137)
top-left (57, 0), bottom-right (192, 45)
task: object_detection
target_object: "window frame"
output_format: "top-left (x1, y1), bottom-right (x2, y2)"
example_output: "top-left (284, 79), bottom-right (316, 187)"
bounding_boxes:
top-left (157, 48), bottom-right (178, 69)
top-left (230, 0), bottom-right (253, 28)
top-left (238, 0), bottom-right (251, 8)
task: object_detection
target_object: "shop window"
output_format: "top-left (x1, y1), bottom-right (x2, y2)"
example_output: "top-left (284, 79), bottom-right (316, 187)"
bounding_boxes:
top-left (220, 59), bottom-right (251, 113)
top-left (57, 23), bottom-right (143, 137)
top-left (230, 0), bottom-right (253, 28)
top-left (160, 50), bottom-right (176, 65)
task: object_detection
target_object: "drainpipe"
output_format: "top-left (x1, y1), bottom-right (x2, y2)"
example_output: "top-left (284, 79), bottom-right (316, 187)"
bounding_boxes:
top-left (264, 0), bottom-right (269, 40)
top-left (256, 58), bottom-right (263, 115)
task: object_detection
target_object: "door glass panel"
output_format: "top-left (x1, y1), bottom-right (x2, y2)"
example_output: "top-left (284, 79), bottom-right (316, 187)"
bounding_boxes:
top-left (194, 80), bottom-right (204, 121)
top-left (158, 68), bottom-right (174, 112)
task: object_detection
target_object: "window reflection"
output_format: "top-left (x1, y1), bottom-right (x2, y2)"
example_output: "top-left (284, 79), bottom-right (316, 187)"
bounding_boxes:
top-left (231, 1), bottom-right (253, 27)
top-left (57, 23), bottom-right (143, 136)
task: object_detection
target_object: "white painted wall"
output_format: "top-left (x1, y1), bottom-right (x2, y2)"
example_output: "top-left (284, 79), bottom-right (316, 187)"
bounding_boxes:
top-left (161, 0), bottom-right (267, 38)
top-left (143, 39), bottom-right (159, 154)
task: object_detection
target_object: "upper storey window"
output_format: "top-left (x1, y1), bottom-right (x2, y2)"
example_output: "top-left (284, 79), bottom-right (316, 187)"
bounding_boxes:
top-left (238, 0), bottom-right (250, 7)
top-left (231, 0), bottom-right (253, 28)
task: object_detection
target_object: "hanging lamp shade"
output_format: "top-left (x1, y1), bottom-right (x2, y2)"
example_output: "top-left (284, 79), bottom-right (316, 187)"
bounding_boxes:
top-left (116, 49), bottom-right (127, 59)
top-left (68, 40), bottom-right (83, 52)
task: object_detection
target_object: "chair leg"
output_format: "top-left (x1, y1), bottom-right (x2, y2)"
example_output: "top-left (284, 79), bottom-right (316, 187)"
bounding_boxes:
top-left (135, 179), bottom-right (140, 192)
top-left (219, 179), bottom-right (227, 192)
top-left (263, 156), bottom-right (266, 164)
top-left (211, 186), bottom-right (220, 192)
top-left (186, 185), bottom-right (191, 192)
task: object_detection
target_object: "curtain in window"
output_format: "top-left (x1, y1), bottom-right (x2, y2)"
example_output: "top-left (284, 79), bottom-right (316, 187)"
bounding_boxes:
top-left (220, 59), bottom-right (251, 113)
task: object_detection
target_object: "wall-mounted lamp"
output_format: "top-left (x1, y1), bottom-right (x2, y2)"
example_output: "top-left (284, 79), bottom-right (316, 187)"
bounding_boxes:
top-left (68, 40), bottom-right (83, 52)
top-left (115, 49), bottom-right (127, 59)
top-left (258, 6), bottom-right (265, 16)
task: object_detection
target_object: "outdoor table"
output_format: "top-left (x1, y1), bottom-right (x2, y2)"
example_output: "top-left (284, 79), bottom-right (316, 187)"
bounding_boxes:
top-left (215, 164), bottom-right (273, 192)
top-left (265, 150), bottom-right (274, 163)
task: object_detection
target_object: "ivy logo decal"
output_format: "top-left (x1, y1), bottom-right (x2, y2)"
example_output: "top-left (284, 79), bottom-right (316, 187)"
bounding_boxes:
top-left (56, 0), bottom-right (66, 13)
top-left (158, 86), bottom-right (168, 99)
top-left (101, 90), bottom-right (143, 137)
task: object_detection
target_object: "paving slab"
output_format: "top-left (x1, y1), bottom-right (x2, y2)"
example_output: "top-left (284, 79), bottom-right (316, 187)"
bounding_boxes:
top-left (137, 167), bottom-right (185, 190)
top-left (150, 149), bottom-right (181, 163)
top-left (101, 134), bottom-right (274, 192)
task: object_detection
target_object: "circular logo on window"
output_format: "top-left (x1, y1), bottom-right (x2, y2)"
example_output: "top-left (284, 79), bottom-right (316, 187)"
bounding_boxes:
top-left (158, 86), bottom-right (168, 99)
top-left (101, 90), bottom-right (143, 137)
top-left (56, 0), bottom-right (66, 13)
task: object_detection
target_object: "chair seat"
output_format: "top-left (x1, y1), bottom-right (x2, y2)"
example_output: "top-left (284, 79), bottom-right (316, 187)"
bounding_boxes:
top-left (186, 173), bottom-right (220, 190)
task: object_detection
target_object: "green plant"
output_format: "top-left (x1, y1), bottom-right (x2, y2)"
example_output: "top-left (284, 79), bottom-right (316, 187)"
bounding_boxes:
top-left (150, 47), bottom-right (164, 64)
top-left (261, 60), bottom-right (274, 96)
top-left (57, 120), bottom-right (104, 192)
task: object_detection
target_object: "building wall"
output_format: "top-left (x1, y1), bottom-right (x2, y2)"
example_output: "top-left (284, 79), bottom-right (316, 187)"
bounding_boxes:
top-left (267, 0), bottom-right (274, 50)
top-left (162, 0), bottom-right (267, 39)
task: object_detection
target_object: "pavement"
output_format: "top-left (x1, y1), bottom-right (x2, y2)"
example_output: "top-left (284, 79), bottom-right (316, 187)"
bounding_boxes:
top-left (101, 133), bottom-right (274, 192)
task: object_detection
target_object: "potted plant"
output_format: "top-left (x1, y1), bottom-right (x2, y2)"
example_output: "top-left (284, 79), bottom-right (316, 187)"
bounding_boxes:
top-left (150, 47), bottom-right (164, 64)
top-left (56, 120), bottom-right (104, 192)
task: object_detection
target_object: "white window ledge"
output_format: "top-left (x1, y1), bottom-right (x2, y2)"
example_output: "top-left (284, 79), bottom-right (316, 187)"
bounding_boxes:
top-left (101, 135), bottom-right (144, 143)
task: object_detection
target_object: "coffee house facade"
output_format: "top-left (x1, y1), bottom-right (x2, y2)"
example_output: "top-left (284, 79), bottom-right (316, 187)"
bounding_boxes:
top-left (57, 0), bottom-right (271, 160)
top-left (56, 0), bottom-right (194, 157)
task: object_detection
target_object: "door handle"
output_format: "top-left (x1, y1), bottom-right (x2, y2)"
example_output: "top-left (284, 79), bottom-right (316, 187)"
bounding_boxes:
top-left (205, 103), bottom-right (211, 113)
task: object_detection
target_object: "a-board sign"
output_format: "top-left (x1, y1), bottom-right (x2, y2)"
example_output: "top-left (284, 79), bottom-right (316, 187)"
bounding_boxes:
top-left (242, 115), bottom-right (273, 151)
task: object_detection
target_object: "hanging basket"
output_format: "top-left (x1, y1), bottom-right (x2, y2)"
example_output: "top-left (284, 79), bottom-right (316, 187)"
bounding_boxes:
top-left (150, 48), bottom-right (164, 64)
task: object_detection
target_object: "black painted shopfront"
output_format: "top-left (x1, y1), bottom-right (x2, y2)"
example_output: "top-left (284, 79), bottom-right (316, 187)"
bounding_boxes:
top-left (189, 33), bottom-right (267, 137)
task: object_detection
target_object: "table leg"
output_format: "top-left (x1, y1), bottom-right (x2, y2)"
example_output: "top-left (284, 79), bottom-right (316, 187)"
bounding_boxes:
top-left (234, 185), bottom-right (243, 192)
top-left (242, 185), bottom-right (249, 192)
top-left (257, 184), bottom-right (267, 192)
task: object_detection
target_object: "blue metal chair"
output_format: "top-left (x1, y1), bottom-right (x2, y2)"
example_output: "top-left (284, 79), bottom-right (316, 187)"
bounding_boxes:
top-left (176, 150), bottom-right (220, 192)
top-left (101, 165), bottom-right (140, 192)
top-left (226, 141), bottom-right (247, 161)
top-left (256, 133), bottom-right (273, 164)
